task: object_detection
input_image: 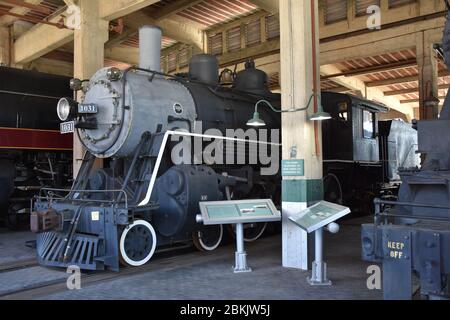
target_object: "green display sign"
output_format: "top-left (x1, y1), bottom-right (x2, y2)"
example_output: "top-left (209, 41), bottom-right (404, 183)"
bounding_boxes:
top-left (288, 201), bottom-right (351, 233)
top-left (199, 199), bottom-right (281, 225)
top-left (282, 160), bottom-right (305, 177)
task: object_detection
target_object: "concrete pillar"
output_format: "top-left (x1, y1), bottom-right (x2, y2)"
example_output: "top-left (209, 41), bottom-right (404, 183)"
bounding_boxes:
top-left (417, 30), bottom-right (439, 120)
top-left (280, 0), bottom-right (323, 270)
top-left (73, 0), bottom-right (109, 177)
top-left (0, 26), bottom-right (10, 66)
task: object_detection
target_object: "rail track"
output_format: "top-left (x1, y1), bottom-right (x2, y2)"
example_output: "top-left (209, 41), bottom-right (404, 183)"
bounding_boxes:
top-left (0, 258), bottom-right (38, 274)
top-left (0, 242), bottom-right (230, 300)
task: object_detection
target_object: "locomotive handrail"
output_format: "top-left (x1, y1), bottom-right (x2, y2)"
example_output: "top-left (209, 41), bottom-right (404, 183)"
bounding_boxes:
top-left (374, 198), bottom-right (450, 209)
top-left (373, 198), bottom-right (450, 223)
top-left (37, 187), bottom-right (129, 209)
top-left (137, 130), bottom-right (282, 207)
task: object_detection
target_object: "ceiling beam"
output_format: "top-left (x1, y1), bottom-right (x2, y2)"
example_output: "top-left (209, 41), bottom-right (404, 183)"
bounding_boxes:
top-left (366, 75), bottom-right (419, 87)
top-left (123, 10), bottom-right (204, 50)
top-left (248, 0), bottom-right (279, 13)
top-left (0, 0), bottom-right (50, 14)
top-left (105, 27), bottom-right (136, 49)
top-left (0, 0), bottom-right (42, 26)
top-left (383, 84), bottom-right (449, 96)
top-left (146, 0), bottom-right (203, 21)
top-left (14, 0), bottom-right (160, 64)
top-left (321, 59), bottom-right (417, 80)
top-left (99, 0), bottom-right (160, 21)
top-left (366, 70), bottom-right (449, 87)
top-left (400, 96), bottom-right (446, 104)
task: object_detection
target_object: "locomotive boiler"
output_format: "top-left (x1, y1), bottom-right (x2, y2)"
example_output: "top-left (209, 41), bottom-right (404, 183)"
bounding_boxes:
top-left (31, 26), bottom-right (281, 270)
top-left (361, 9), bottom-right (450, 300)
top-left (0, 67), bottom-right (73, 228)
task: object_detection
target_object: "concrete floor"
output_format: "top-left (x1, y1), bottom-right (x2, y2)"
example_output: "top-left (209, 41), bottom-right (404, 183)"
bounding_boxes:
top-left (0, 220), bottom-right (383, 300)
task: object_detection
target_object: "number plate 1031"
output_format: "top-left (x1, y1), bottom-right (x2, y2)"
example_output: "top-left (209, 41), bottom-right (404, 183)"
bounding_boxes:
top-left (60, 121), bottom-right (75, 134)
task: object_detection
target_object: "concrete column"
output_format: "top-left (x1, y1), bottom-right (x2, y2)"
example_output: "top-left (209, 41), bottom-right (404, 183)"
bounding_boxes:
top-left (417, 30), bottom-right (439, 120)
top-left (73, 0), bottom-right (109, 177)
top-left (280, 0), bottom-right (323, 270)
top-left (0, 26), bottom-right (10, 66)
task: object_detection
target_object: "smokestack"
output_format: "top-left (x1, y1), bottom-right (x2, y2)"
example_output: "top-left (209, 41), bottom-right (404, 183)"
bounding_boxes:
top-left (139, 25), bottom-right (162, 72)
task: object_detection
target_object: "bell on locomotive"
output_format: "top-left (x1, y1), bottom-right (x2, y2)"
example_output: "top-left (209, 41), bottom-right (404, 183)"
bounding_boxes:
top-left (31, 25), bottom-right (281, 271)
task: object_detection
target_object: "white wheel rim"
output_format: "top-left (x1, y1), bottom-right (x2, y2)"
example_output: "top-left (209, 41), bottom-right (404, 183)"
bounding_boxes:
top-left (119, 220), bottom-right (157, 267)
top-left (197, 225), bottom-right (223, 251)
top-left (244, 222), bottom-right (268, 242)
top-left (231, 223), bottom-right (268, 242)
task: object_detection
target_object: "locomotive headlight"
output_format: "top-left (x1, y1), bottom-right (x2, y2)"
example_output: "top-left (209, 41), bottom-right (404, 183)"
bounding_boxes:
top-left (57, 97), bottom-right (78, 121)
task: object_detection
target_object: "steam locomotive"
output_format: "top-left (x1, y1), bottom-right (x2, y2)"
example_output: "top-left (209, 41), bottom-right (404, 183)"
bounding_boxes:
top-left (31, 25), bottom-right (418, 271)
top-left (362, 9), bottom-right (450, 300)
top-left (0, 67), bottom-right (73, 228)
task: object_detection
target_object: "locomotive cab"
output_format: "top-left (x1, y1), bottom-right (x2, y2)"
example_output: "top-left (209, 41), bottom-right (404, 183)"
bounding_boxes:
top-left (321, 92), bottom-right (390, 210)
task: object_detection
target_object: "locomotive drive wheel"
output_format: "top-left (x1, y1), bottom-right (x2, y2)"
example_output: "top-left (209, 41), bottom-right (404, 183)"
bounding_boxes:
top-left (192, 225), bottom-right (224, 252)
top-left (119, 220), bottom-right (157, 267)
top-left (323, 173), bottom-right (343, 205)
top-left (227, 222), bottom-right (268, 242)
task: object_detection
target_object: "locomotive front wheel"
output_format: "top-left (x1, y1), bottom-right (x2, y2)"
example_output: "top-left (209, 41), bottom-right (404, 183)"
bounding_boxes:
top-left (119, 220), bottom-right (157, 267)
top-left (192, 225), bottom-right (223, 252)
top-left (227, 222), bottom-right (268, 242)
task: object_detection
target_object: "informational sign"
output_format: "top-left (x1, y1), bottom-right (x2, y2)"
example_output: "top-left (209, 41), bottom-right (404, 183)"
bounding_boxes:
top-left (199, 199), bottom-right (281, 225)
top-left (288, 201), bottom-right (350, 233)
top-left (60, 121), bottom-right (75, 134)
top-left (282, 160), bottom-right (305, 177)
top-left (78, 103), bottom-right (98, 114)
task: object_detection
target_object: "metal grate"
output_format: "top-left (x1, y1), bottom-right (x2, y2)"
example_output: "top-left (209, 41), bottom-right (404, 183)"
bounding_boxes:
top-left (266, 14), bottom-right (280, 40)
top-left (209, 33), bottom-right (223, 56)
top-left (355, 0), bottom-right (380, 16)
top-left (323, 0), bottom-right (348, 25)
top-left (37, 232), bottom-right (99, 270)
top-left (246, 19), bottom-right (261, 47)
top-left (388, 0), bottom-right (417, 8)
top-left (227, 26), bottom-right (242, 52)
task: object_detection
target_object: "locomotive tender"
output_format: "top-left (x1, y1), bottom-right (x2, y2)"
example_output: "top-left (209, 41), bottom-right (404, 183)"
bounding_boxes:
top-left (31, 25), bottom-right (419, 272)
top-left (0, 67), bottom-right (72, 228)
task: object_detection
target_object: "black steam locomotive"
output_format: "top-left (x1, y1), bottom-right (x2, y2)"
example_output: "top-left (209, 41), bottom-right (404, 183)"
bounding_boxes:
top-left (0, 67), bottom-right (73, 228)
top-left (31, 25), bottom-right (418, 272)
top-left (362, 8), bottom-right (450, 300)
top-left (322, 93), bottom-right (419, 212)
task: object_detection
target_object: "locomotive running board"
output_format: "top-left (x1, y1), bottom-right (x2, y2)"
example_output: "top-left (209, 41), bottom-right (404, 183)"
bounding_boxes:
top-left (138, 130), bottom-right (281, 207)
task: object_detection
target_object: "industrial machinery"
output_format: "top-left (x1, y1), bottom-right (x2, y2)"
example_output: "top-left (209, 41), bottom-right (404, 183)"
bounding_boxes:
top-left (0, 67), bottom-right (72, 228)
top-left (31, 25), bottom-right (419, 272)
top-left (361, 9), bottom-right (450, 300)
